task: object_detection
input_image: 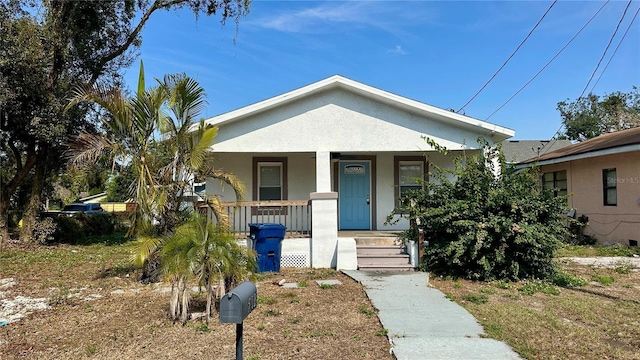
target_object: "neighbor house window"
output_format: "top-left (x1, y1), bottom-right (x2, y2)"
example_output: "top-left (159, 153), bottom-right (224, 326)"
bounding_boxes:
top-left (542, 170), bottom-right (567, 197)
top-left (603, 168), bottom-right (617, 206)
top-left (394, 156), bottom-right (427, 209)
top-left (253, 157), bottom-right (288, 214)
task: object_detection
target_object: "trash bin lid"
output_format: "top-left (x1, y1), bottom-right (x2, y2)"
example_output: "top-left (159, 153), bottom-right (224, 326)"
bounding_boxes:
top-left (248, 223), bottom-right (286, 230)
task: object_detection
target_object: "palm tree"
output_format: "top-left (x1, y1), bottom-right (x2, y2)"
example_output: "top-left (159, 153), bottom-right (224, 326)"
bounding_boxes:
top-left (66, 61), bottom-right (245, 279)
top-left (67, 62), bottom-right (167, 236)
top-left (161, 213), bottom-right (256, 324)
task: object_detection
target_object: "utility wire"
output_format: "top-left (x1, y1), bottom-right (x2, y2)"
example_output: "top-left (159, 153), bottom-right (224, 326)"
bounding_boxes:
top-left (578, 0), bottom-right (633, 101)
top-left (484, 0), bottom-right (610, 121)
top-left (590, 6), bottom-right (639, 92)
top-left (456, 0), bottom-right (557, 113)
top-left (540, 1), bottom-right (635, 156)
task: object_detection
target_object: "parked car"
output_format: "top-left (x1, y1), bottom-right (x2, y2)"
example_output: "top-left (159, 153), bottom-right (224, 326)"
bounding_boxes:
top-left (59, 203), bottom-right (106, 217)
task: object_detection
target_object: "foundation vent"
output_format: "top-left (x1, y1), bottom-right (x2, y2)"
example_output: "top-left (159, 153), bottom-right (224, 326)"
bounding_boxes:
top-left (281, 253), bottom-right (309, 268)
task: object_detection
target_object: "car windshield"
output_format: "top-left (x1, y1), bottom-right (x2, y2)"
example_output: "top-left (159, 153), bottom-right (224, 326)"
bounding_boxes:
top-left (63, 205), bottom-right (87, 211)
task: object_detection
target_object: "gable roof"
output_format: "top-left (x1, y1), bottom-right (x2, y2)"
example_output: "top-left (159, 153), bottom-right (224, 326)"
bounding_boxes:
top-left (501, 139), bottom-right (573, 163)
top-left (204, 75), bottom-right (515, 142)
top-left (518, 127), bottom-right (640, 166)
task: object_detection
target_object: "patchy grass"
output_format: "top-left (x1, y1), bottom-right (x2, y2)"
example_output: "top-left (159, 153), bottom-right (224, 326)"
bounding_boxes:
top-left (0, 242), bottom-right (392, 360)
top-left (357, 305), bottom-right (377, 317)
top-left (463, 293), bottom-right (489, 304)
top-left (557, 244), bottom-right (640, 257)
top-left (430, 259), bottom-right (640, 360)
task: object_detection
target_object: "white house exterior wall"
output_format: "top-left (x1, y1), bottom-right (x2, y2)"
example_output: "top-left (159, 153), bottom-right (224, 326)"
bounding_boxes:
top-left (202, 76), bottom-right (514, 268)
top-left (208, 150), bottom-right (470, 231)
top-left (211, 89), bottom-right (489, 154)
top-left (206, 152), bottom-right (316, 202)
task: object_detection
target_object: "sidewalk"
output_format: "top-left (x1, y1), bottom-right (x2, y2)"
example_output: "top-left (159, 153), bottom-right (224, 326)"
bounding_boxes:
top-left (342, 270), bottom-right (521, 360)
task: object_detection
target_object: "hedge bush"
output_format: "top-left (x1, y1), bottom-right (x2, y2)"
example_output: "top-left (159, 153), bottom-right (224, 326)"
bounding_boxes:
top-left (53, 213), bottom-right (116, 244)
top-left (394, 141), bottom-right (568, 281)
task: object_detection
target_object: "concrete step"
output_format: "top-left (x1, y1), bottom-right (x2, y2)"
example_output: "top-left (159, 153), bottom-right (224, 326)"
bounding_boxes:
top-left (358, 254), bottom-right (411, 265)
top-left (357, 253), bottom-right (409, 260)
top-left (357, 263), bottom-right (414, 272)
top-left (357, 245), bottom-right (406, 256)
top-left (354, 237), bottom-right (400, 246)
top-left (356, 243), bottom-right (414, 271)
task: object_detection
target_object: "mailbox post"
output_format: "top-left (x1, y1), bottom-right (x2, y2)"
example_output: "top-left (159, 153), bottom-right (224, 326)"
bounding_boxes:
top-left (220, 281), bottom-right (257, 360)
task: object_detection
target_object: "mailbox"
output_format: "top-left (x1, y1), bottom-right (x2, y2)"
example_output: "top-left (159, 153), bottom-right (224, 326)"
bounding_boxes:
top-left (220, 281), bottom-right (257, 324)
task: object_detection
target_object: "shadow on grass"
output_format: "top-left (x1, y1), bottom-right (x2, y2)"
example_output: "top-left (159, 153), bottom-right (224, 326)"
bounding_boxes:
top-left (96, 263), bottom-right (140, 279)
top-left (566, 287), bottom-right (640, 305)
top-left (60, 233), bottom-right (134, 246)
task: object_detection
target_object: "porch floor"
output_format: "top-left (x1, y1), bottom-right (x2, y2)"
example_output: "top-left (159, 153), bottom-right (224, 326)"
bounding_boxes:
top-left (338, 230), bottom-right (403, 238)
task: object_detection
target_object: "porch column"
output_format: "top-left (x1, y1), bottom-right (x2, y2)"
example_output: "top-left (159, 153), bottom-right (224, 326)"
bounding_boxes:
top-left (310, 192), bottom-right (338, 268)
top-left (310, 151), bottom-right (338, 268)
top-left (315, 151), bottom-right (332, 192)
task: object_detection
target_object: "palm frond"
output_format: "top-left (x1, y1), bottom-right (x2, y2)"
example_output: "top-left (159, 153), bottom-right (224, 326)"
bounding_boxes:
top-left (65, 132), bottom-right (115, 167)
top-left (210, 169), bottom-right (246, 203)
top-left (202, 196), bottom-right (230, 228)
top-left (132, 236), bottom-right (164, 267)
top-left (188, 124), bottom-right (218, 171)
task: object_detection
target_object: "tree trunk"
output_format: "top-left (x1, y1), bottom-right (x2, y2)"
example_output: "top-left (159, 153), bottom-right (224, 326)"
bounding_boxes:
top-left (169, 277), bottom-right (179, 321)
top-left (20, 151), bottom-right (48, 244)
top-left (180, 279), bottom-right (190, 325)
top-left (0, 195), bottom-right (10, 252)
top-left (0, 143), bottom-right (38, 250)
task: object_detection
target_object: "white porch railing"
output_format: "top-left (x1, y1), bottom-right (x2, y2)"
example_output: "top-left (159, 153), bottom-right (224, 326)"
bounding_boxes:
top-left (199, 200), bottom-right (312, 239)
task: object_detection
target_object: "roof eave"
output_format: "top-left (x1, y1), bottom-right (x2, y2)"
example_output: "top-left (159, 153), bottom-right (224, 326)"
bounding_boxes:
top-left (516, 143), bottom-right (640, 169)
top-left (204, 75), bottom-right (515, 141)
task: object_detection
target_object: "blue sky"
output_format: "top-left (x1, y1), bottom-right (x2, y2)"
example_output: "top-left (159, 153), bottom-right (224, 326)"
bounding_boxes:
top-left (123, 0), bottom-right (640, 140)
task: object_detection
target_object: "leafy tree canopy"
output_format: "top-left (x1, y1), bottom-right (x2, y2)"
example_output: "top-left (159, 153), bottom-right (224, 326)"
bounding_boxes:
top-left (558, 87), bottom-right (640, 141)
top-left (0, 0), bottom-right (251, 246)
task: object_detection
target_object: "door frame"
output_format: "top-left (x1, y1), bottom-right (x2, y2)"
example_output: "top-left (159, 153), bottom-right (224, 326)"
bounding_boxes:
top-left (334, 155), bottom-right (377, 230)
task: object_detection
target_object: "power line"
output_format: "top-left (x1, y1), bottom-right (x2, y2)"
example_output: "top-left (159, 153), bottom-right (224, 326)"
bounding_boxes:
top-left (577, 0), bottom-right (633, 101)
top-left (540, 1), bottom-right (636, 155)
top-left (590, 6), bottom-right (639, 93)
top-left (456, 0), bottom-right (557, 113)
top-left (484, 0), bottom-right (610, 121)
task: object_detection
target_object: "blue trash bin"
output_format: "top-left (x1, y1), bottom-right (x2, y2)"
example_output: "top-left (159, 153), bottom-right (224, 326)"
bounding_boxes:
top-left (249, 223), bottom-right (286, 272)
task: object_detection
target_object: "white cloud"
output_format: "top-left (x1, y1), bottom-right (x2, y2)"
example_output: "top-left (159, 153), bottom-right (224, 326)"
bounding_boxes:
top-left (250, 1), bottom-right (437, 34)
top-left (388, 45), bottom-right (407, 55)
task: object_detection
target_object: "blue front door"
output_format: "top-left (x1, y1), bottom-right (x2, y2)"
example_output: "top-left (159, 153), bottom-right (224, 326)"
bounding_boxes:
top-left (339, 161), bottom-right (371, 230)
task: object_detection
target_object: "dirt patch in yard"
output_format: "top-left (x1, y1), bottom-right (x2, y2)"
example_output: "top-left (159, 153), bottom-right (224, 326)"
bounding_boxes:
top-left (0, 242), bottom-right (393, 360)
top-left (430, 258), bottom-right (640, 360)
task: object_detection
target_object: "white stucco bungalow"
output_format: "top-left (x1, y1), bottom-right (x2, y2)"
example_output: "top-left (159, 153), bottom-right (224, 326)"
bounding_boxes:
top-left (204, 75), bottom-right (514, 269)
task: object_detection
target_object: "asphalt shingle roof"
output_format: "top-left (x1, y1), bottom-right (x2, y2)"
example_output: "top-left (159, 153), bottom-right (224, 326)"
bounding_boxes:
top-left (501, 139), bottom-right (573, 164)
top-left (518, 127), bottom-right (640, 164)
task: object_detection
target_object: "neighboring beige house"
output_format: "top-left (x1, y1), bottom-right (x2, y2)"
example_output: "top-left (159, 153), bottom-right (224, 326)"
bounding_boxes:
top-left (518, 127), bottom-right (640, 246)
top-left (204, 75), bottom-right (514, 268)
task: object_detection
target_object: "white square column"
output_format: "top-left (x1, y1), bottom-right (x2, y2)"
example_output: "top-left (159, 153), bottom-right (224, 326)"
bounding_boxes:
top-left (315, 151), bottom-right (332, 192)
top-left (310, 151), bottom-right (339, 268)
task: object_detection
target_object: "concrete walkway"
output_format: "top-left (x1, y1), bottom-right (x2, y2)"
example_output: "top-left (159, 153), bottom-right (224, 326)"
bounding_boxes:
top-left (343, 270), bottom-right (521, 360)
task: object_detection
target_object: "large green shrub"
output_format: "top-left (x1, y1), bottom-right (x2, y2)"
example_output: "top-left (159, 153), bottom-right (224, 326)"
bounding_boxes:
top-left (395, 141), bottom-right (568, 281)
top-left (53, 213), bottom-right (116, 243)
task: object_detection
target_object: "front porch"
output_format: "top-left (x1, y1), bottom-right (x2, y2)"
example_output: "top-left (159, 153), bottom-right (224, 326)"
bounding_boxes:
top-left (200, 200), bottom-right (413, 270)
top-left (201, 200), bottom-right (313, 239)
